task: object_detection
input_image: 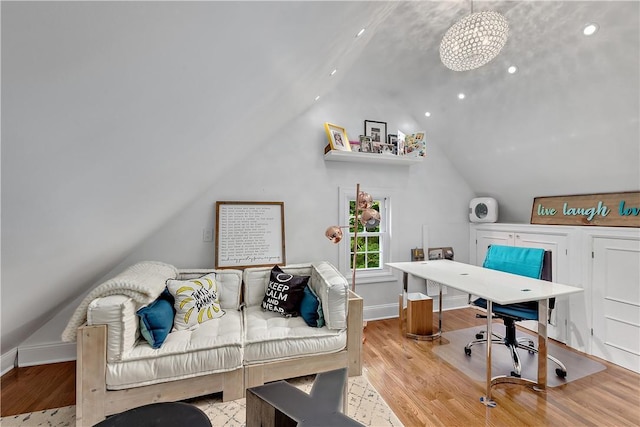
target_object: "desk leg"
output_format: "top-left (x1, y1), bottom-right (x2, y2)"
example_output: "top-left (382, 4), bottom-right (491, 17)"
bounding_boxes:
top-left (480, 300), bottom-right (496, 407)
top-left (536, 298), bottom-right (549, 391)
top-left (398, 272), bottom-right (409, 332)
top-left (437, 284), bottom-right (442, 335)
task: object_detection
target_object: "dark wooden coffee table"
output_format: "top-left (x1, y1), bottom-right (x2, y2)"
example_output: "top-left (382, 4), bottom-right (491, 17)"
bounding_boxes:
top-left (246, 368), bottom-right (364, 427)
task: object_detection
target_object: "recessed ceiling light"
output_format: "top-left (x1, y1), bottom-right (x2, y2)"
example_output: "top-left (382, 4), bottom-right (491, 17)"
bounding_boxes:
top-left (356, 28), bottom-right (365, 38)
top-left (458, 93), bottom-right (465, 100)
top-left (330, 69), bottom-right (337, 76)
top-left (425, 112), bottom-right (431, 117)
top-left (507, 65), bottom-right (518, 74)
top-left (583, 23), bottom-right (599, 36)
top-left (315, 95), bottom-right (320, 101)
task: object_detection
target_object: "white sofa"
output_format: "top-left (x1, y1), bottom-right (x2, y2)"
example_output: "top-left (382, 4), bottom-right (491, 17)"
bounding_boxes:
top-left (74, 261), bottom-right (363, 426)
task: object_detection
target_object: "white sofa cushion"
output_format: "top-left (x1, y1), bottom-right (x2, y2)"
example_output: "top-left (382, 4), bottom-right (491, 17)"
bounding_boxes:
top-left (88, 295), bottom-right (139, 362)
top-left (310, 261), bottom-right (349, 330)
top-left (243, 306), bottom-right (346, 364)
top-left (88, 268), bottom-right (243, 363)
top-left (178, 269), bottom-right (243, 310)
top-left (243, 262), bottom-right (348, 330)
top-left (106, 309), bottom-right (243, 389)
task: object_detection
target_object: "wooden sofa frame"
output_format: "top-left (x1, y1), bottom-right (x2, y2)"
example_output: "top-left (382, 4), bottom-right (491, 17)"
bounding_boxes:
top-left (76, 290), bottom-right (363, 426)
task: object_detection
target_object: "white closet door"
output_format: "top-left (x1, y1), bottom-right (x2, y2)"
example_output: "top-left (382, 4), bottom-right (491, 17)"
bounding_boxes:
top-left (514, 232), bottom-right (569, 342)
top-left (592, 236), bottom-right (640, 373)
top-left (475, 231), bottom-right (514, 266)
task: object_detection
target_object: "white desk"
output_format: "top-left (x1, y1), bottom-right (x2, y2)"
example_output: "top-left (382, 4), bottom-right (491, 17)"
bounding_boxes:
top-left (387, 260), bottom-right (583, 406)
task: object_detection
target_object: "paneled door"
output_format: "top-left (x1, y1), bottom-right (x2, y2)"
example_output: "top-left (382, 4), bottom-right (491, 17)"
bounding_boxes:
top-left (591, 236), bottom-right (640, 373)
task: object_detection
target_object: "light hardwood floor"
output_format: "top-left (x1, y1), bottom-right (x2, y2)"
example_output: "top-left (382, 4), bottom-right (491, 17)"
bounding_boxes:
top-left (2, 308), bottom-right (640, 426)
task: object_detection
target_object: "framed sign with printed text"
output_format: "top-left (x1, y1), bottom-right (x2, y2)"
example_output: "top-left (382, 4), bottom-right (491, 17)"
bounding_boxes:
top-left (215, 201), bottom-right (286, 268)
top-left (531, 192), bottom-right (640, 227)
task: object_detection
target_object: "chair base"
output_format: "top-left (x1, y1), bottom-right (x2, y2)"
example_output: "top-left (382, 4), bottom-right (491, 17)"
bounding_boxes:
top-left (464, 322), bottom-right (567, 379)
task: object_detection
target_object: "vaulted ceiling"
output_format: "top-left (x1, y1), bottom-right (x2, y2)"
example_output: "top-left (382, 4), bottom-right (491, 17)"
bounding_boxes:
top-left (2, 1), bottom-right (638, 354)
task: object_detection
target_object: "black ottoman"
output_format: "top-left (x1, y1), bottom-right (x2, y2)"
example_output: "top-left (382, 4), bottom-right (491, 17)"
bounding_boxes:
top-left (94, 402), bottom-right (211, 427)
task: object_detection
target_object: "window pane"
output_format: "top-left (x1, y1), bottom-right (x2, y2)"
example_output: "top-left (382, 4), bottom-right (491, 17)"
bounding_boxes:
top-left (368, 236), bottom-right (379, 251)
top-left (367, 253), bottom-right (380, 268)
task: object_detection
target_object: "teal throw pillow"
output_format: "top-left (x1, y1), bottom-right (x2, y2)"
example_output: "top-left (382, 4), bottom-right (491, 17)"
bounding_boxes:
top-left (300, 285), bottom-right (325, 328)
top-left (137, 288), bottom-right (175, 349)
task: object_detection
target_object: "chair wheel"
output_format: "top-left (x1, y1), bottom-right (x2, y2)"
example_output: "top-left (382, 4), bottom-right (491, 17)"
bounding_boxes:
top-left (528, 349), bottom-right (535, 354)
top-left (465, 347), bottom-right (471, 356)
top-left (510, 371), bottom-right (521, 378)
top-left (475, 333), bottom-right (484, 339)
top-left (528, 340), bottom-right (535, 347)
top-left (556, 368), bottom-right (567, 378)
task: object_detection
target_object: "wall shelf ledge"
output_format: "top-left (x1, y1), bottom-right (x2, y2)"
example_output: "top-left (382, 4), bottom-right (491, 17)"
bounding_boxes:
top-left (324, 150), bottom-right (423, 165)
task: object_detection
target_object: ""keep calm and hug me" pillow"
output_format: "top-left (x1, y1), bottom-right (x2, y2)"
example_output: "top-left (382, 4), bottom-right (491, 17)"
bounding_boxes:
top-left (166, 273), bottom-right (225, 330)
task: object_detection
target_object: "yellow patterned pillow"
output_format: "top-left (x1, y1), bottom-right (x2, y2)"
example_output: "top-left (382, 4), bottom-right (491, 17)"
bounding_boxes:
top-left (166, 273), bottom-right (225, 330)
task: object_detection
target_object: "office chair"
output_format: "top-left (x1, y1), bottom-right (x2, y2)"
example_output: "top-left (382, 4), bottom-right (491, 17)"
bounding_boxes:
top-left (464, 245), bottom-right (568, 379)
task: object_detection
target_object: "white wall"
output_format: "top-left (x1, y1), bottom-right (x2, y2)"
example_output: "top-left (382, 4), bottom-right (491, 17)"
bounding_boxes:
top-left (4, 1), bottom-right (638, 366)
top-left (0, 1), bottom-right (398, 354)
top-left (17, 75), bottom-right (476, 362)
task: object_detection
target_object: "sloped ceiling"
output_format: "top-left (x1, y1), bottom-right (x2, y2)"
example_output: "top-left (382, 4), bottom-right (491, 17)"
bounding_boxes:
top-left (1, 1), bottom-right (638, 353)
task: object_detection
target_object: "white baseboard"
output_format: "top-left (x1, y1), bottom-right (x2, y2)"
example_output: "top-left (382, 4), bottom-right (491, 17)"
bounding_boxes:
top-left (17, 342), bottom-right (76, 367)
top-left (1, 348), bottom-right (18, 376)
top-left (364, 295), bottom-right (469, 321)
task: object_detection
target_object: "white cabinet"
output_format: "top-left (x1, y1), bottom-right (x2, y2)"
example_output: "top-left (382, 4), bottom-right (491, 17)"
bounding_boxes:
top-left (584, 228), bottom-right (640, 373)
top-left (470, 224), bottom-right (575, 343)
top-left (470, 223), bottom-right (640, 372)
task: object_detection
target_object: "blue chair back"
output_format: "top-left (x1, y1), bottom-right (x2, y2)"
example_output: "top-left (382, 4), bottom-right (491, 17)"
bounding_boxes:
top-left (482, 245), bottom-right (545, 279)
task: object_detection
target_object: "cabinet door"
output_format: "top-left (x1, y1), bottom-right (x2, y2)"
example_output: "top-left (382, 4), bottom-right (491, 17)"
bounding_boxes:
top-left (514, 232), bottom-right (570, 342)
top-left (591, 236), bottom-right (640, 373)
top-left (474, 230), bottom-right (514, 266)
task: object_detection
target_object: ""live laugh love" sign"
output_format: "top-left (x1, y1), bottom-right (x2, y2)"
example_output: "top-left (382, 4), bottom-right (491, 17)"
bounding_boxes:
top-left (531, 192), bottom-right (640, 227)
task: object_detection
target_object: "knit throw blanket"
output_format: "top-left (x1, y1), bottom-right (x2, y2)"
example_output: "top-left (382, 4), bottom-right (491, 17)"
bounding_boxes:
top-left (61, 261), bottom-right (179, 342)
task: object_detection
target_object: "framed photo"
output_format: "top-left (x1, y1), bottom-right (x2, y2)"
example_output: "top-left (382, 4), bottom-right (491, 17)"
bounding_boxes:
top-left (364, 120), bottom-right (387, 144)
top-left (397, 130), bottom-right (406, 156)
top-left (387, 134), bottom-right (398, 155)
top-left (359, 135), bottom-right (373, 153)
top-left (215, 201), bottom-right (286, 268)
top-left (324, 122), bottom-right (351, 151)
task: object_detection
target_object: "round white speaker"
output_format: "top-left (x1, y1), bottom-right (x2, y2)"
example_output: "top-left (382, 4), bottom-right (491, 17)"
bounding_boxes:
top-left (469, 197), bottom-right (498, 223)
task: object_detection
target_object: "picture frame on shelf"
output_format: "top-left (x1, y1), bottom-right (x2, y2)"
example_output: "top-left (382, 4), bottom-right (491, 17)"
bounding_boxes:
top-left (387, 134), bottom-right (398, 155)
top-left (324, 122), bottom-right (351, 151)
top-left (359, 135), bottom-right (373, 153)
top-left (381, 142), bottom-right (395, 155)
top-left (396, 130), bottom-right (406, 156)
top-left (364, 120), bottom-right (387, 144)
top-left (406, 131), bottom-right (426, 157)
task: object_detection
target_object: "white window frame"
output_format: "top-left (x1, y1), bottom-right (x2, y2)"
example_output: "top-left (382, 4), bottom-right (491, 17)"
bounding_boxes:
top-left (338, 186), bottom-right (395, 285)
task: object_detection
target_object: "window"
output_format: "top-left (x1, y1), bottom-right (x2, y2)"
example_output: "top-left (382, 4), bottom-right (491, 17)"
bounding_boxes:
top-left (349, 198), bottom-right (382, 269)
top-left (338, 186), bottom-right (394, 284)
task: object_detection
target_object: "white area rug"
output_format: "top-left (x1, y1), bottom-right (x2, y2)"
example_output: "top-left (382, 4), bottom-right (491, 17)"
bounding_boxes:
top-left (433, 325), bottom-right (606, 387)
top-left (0, 371), bottom-right (403, 427)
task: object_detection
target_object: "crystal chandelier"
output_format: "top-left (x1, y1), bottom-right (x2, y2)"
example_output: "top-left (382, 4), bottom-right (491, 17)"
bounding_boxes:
top-left (439, 4), bottom-right (509, 72)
